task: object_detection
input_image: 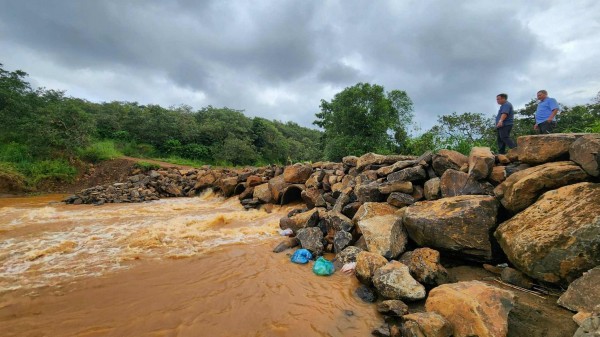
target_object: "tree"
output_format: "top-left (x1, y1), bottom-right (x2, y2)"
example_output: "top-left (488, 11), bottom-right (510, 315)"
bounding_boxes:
top-left (314, 83), bottom-right (413, 161)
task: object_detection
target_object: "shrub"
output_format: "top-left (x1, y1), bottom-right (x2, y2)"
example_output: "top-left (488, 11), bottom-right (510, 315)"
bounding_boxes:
top-left (133, 161), bottom-right (161, 172)
top-left (78, 140), bottom-right (122, 163)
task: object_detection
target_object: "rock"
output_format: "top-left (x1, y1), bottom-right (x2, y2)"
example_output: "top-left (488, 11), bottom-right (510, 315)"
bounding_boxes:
top-left (355, 251), bottom-right (388, 286)
top-left (355, 284), bottom-right (378, 303)
top-left (272, 237), bottom-right (300, 253)
top-left (333, 230), bottom-right (353, 253)
top-left (246, 175), bottom-right (263, 187)
top-left (300, 188), bottom-right (324, 209)
top-left (341, 201), bottom-right (361, 219)
top-left (440, 169), bottom-right (494, 197)
top-left (378, 180), bottom-right (413, 194)
top-left (253, 183), bottom-right (272, 203)
top-left (352, 202), bottom-right (398, 225)
top-left (399, 248), bottom-right (450, 287)
top-left (279, 209), bottom-right (319, 233)
top-left (342, 155), bottom-right (358, 167)
top-left (570, 134), bottom-right (600, 177)
top-left (283, 163), bottom-right (313, 183)
top-left (163, 184), bottom-right (182, 196)
top-left (518, 133), bottom-right (584, 165)
top-left (497, 154), bottom-right (511, 164)
top-left (335, 246), bottom-right (364, 266)
top-left (355, 181), bottom-right (384, 202)
top-left (468, 147), bottom-right (495, 180)
top-left (332, 192), bottom-right (351, 213)
top-left (377, 300), bottom-right (409, 317)
top-left (216, 176), bottom-right (238, 197)
top-left (296, 227), bottom-right (324, 256)
top-left (356, 153), bottom-right (416, 172)
top-left (500, 267), bottom-right (534, 289)
top-left (377, 160), bottom-right (418, 177)
top-left (573, 307), bottom-right (600, 337)
top-left (372, 261), bottom-right (426, 301)
top-left (424, 177), bottom-right (441, 200)
top-left (425, 281), bottom-right (515, 337)
top-left (357, 214), bottom-right (407, 259)
top-left (404, 195), bottom-right (499, 262)
top-left (432, 149), bottom-right (469, 176)
top-left (372, 324), bottom-right (391, 337)
top-left (401, 312), bottom-right (452, 337)
top-left (493, 161), bottom-right (589, 213)
top-left (489, 166), bottom-right (506, 185)
top-left (387, 166), bottom-right (427, 183)
top-left (268, 174), bottom-right (288, 203)
top-left (411, 185), bottom-right (425, 201)
top-left (495, 182), bottom-right (600, 285)
top-left (386, 192), bottom-right (415, 208)
top-left (557, 266), bottom-right (600, 313)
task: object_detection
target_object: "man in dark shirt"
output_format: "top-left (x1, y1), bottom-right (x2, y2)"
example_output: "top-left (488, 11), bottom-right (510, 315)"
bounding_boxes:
top-left (495, 93), bottom-right (516, 154)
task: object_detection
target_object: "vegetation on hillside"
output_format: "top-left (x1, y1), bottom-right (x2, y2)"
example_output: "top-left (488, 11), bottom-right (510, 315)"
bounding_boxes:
top-left (1, 62), bottom-right (599, 189)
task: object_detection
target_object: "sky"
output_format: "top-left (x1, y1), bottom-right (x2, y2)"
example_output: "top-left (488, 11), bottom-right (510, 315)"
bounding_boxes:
top-left (1, 0), bottom-right (599, 132)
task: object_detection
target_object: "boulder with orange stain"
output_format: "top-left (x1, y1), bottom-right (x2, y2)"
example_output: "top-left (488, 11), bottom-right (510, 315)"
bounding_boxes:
top-left (495, 182), bottom-right (600, 285)
top-left (425, 281), bottom-right (515, 337)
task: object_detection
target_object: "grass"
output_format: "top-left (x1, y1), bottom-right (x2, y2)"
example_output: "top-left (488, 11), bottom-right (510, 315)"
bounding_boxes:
top-left (133, 161), bottom-right (161, 172)
top-left (78, 140), bottom-right (123, 163)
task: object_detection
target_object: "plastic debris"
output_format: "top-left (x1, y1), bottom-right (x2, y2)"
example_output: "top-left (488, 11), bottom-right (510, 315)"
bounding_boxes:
top-left (291, 249), bottom-right (312, 264)
top-left (279, 228), bottom-right (294, 236)
top-left (340, 262), bottom-right (357, 275)
top-left (313, 257), bottom-right (335, 276)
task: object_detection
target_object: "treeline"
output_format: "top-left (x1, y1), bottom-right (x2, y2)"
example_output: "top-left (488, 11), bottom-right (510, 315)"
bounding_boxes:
top-left (0, 64), bottom-right (322, 170)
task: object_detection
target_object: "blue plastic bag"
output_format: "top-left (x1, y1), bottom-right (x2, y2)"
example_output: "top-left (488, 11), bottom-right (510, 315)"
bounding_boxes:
top-left (312, 257), bottom-right (335, 276)
top-left (291, 249), bottom-right (313, 264)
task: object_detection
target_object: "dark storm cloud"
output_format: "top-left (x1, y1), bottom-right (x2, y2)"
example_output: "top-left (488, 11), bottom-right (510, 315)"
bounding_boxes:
top-left (1, 0), bottom-right (598, 130)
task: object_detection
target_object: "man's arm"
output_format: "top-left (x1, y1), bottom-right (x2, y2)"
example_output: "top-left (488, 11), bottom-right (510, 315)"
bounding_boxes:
top-left (547, 108), bottom-right (559, 122)
top-left (496, 113), bottom-right (508, 127)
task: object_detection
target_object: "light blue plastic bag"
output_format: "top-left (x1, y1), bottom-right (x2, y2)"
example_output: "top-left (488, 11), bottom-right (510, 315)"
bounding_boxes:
top-left (291, 249), bottom-right (313, 264)
top-left (312, 257), bottom-right (335, 276)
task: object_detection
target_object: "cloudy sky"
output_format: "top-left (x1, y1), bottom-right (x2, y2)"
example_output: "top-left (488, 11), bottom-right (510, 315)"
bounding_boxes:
top-left (1, 1), bottom-right (599, 131)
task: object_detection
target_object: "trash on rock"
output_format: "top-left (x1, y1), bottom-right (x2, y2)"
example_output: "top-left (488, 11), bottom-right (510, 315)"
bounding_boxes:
top-left (291, 249), bottom-right (313, 264)
top-left (313, 257), bottom-right (335, 276)
top-left (341, 262), bottom-right (357, 275)
top-left (279, 228), bottom-right (294, 236)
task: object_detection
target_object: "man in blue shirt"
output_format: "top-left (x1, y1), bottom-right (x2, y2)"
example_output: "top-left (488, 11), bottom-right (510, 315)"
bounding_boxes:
top-left (495, 93), bottom-right (516, 154)
top-left (534, 90), bottom-right (559, 134)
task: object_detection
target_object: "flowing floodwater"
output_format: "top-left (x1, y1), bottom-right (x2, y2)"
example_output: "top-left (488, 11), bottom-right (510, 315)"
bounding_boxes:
top-left (0, 193), bottom-right (381, 336)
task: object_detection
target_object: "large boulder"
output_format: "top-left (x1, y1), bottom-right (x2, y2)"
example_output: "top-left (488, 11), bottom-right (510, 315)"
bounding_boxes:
top-left (386, 192), bottom-right (415, 208)
top-left (355, 251), bottom-right (388, 286)
top-left (425, 281), bottom-right (515, 337)
top-left (376, 160), bottom-right (417, 177)
top-left (357, 214), bottom-right (407, 259)
top-left (403, 195), bottom-right (499, 262)
top-left (570, 134), bottom-right (600, 177)
top-left (279, 209), bottom-right (319, 233)
top-left (424, 177), bottom-right (441, 200)
top-left (432, 149), bottom-right (468, 176)
top-left (494, 161), bottom-right (589, 213)
top-left (468, 147), bottom-right (495, 180)
top-left (495, 182), bottom-right (600, 285)
top-left (372, 261), bottom-right (426, 301)
top-left (558, 266), bottom-right (600, 314)
top-left (518, 133), bottom-right (583, 165)
top-left (283, 163), bottom-right (313, 184)
top-left (355, 181), bottom-right (384, 203)
top-left (216, 176), bottom-right (238, 197)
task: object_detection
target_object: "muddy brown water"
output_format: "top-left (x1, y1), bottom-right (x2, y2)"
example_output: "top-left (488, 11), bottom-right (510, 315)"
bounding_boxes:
top-left (0, 193), bottom-right (380, 336)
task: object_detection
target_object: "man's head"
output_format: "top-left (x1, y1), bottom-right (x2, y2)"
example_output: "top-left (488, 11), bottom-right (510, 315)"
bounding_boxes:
top-left (496, 93), bottom-right (508, 105)
top-left (537, 90), bottom-right (548, 101)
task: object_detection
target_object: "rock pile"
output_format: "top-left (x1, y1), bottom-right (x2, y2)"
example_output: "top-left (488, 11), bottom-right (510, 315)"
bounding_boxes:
top-left (65, 133), bottom-right (600, 336)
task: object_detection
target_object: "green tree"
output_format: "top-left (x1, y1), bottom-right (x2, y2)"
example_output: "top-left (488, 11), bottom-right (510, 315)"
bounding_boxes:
top-left (314, 83), bottom-right (413, 161)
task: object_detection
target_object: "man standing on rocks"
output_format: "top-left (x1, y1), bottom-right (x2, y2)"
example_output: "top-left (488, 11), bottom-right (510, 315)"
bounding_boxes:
top-left (495, 93), bottom-right (516, 154)
top-left (534, 89), bottom-right (560, 134)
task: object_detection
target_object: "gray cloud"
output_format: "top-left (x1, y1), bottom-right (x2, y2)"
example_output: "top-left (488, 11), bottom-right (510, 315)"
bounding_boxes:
top-left (1, 0), bottom-right (598, 132)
